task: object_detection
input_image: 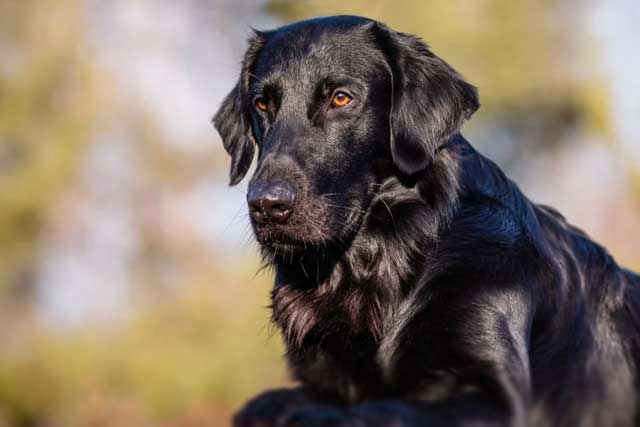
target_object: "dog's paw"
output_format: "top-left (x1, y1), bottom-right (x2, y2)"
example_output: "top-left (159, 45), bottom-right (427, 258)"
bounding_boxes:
top-left (233, 410), bottom-right (273, 427)
top-left (276, 405), bottom-right (359, 427)
top-left (233, 389), bottom-right (308, 427)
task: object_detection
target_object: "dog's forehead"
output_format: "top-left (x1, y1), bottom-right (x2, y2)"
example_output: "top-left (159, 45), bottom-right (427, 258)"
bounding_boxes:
top-left (254, 20), bottom-right (380, 85)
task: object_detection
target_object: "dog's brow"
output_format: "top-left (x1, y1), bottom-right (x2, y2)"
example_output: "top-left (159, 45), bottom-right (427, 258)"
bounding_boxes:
top-left (317, 76), bottom-right (366, 93)
top-left (250, 79), bottom-right (276, 97)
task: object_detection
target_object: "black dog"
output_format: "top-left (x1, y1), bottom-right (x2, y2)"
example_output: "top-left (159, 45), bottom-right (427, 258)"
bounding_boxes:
top-left (213, 15), bottom-right (640, 427)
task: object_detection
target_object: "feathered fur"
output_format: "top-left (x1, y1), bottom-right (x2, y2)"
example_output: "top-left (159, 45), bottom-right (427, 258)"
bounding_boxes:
top-left (213, 15), bottom-right (640, 427)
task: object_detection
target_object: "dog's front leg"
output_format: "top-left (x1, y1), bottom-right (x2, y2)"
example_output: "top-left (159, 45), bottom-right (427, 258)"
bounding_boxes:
top-left (233, 388), bottom-right (311, 427)
top-left (276, 397), bottom-right (519, 427)
top-left (278, 287), bottom-right (533, 427)
top-left (275, 357), bottom-right (528, 427)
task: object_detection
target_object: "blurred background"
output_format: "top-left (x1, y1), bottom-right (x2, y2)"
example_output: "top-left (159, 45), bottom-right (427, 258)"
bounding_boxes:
top-left (0, 0), bottom-right (638, 425)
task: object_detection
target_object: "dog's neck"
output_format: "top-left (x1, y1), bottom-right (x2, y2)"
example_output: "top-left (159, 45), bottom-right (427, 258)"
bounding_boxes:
top-left (270, 135), bottom-right (468, 351)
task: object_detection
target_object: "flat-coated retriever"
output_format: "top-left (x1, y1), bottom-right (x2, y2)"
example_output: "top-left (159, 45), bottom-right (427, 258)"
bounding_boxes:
top-left (213, 15), bottom-right (640, 427)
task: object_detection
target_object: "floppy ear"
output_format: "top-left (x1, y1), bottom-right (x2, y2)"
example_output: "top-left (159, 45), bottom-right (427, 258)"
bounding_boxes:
top-left (371, 23), bottom-right (479, 175)
top-left (213, 32), bottom-right (266, 185)
top-left (213, 85), bottom-right (255, 185)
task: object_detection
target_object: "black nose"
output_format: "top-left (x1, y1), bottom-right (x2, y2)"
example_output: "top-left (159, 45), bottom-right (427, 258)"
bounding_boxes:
top-left (247, 182), bottom-right (296, 225)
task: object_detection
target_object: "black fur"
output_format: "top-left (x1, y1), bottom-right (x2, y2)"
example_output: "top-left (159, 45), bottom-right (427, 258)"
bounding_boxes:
top-left (213, 16), bottom-right (640, 427)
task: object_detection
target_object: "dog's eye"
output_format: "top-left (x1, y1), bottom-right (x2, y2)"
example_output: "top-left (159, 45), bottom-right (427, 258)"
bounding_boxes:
top-left (255, 98), bottom-right (268, 112)
top-left (331, 92), bottom-right (352, 108)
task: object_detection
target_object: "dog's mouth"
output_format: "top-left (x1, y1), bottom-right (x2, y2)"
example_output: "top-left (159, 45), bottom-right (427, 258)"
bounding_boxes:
top-left (254, 225), bottom-right (312, 253)
top-left (253, 218), bottom-right (365, 264)
top-left (251, 196), bottom-right (370, 262)
top-left (255, 232), bottom-right (328, 266)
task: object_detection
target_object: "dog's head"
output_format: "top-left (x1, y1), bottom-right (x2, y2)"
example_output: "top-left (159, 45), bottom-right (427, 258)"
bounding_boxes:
top-left (213, 16), bottom-right (478, 257)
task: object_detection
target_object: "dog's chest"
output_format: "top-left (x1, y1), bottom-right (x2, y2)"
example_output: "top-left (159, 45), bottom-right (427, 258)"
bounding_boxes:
top-left (273, 283), bottom-right (418, 403)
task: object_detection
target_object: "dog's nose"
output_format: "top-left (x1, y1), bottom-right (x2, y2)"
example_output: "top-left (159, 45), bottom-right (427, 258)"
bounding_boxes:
top-left (247, 182), bottom-right (296, 224)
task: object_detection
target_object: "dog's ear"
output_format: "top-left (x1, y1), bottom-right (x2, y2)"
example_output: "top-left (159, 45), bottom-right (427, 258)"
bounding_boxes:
top-left (371, 22), bottom-right (479, 175)
top-left (213, 85), bottom-right (256, 185)
top-left (213, 31), bottom-right (266, 185)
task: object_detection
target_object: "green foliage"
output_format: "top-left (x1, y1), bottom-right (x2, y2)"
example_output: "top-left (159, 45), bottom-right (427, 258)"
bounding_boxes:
top-left (0, 0), bottom-right (103, 292)
top-left (0, 264), bottom-right (286, 427)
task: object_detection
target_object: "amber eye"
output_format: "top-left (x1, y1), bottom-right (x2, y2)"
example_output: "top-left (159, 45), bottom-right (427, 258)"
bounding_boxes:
top-left (255, 98), bottom-right (268, 112)
top-left (331, 92), bottom-right (352, 108)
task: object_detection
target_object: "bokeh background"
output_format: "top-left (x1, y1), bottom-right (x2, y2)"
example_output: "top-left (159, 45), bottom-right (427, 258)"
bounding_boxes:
top-left (1, 0), bottom-right (639, 426)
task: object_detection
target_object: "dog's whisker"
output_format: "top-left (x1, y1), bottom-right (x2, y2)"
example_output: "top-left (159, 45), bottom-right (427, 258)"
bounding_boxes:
top-left (214, 16), bottom-right (640, 425)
